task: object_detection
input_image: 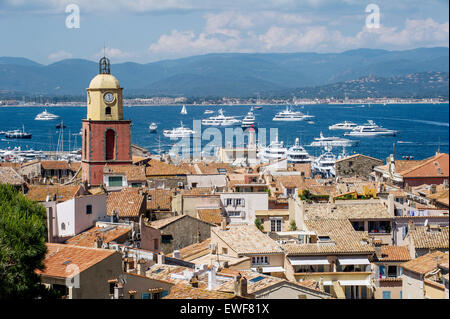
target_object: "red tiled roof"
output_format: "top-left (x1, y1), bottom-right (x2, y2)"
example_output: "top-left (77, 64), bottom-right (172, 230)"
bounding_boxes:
top-left (35, 243), bottom-right (117, 278)
top-left (40, 160), bottom-right (70, 170)
top-left (379, 246), bottom-right (411, 262)
top-left (107, 188), bottom-right (145, 217)
top-left (402, 251), bottom-right (449, 275)
top-left (104, 164), bottom-right (146, 181)
top-left (65, 226), bottom-right (131, 247)
top-left (25, 184), bottom-right (81, 202)
top-left (402, 153), bottom-right (449, 178)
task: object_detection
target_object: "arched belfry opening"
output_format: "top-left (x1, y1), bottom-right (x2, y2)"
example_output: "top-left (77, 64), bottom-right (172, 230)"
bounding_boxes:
top-left (99, 56), bottom-right (111, 74)
top-left (105, 129), bottom-right (116, 160)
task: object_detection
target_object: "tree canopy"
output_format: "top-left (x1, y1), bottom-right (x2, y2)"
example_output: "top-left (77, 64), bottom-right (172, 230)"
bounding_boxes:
top-left (0, 184), bottom-right (57, 299)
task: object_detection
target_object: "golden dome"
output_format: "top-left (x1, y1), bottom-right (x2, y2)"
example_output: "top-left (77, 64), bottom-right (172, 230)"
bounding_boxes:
top-left (89, 73), bottom-right (120, 89)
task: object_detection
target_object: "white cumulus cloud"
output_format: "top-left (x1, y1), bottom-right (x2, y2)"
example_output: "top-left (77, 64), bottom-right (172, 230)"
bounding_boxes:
top-left (48, 50), bottom-right (72, 61)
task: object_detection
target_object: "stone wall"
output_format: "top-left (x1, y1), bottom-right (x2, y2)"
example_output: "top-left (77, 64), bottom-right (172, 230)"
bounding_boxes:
top-left (159, 216), bottom-right (214, 254)
top-left (335, 155), bottom-right (383, 179)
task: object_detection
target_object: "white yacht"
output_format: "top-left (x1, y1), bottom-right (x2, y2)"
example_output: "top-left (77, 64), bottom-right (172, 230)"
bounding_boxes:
top-left (344, 120), bottom-right (397, 137)
top-left (257, 137), bottom-right (288, 163)
top-left (328, 121), bottom-right (358, 130)
top-left (272, 105), bottom-right (305, 121)
top-left (310, 132), bottom-right (357, 147)
top-left (312, 147), bottom-right (336, 178)
top-left (149, 122), bottom-right (158, 133)
top-left (286, 138), bottom-right (312, 164)
top-left (163, 121), bottom-right (195, 138)
top-left (201, 109), bottom-right (241, 126)
top-left (5, 125), bottom-right (32, 139)
top-left (35, 109), bottom-right (60, 120)
top-left (241, 108), bottom-right (256, 128)
top-left (204, 109), bottom-right (214, 114)
top-left (180, 105), bottom-right (187, 115)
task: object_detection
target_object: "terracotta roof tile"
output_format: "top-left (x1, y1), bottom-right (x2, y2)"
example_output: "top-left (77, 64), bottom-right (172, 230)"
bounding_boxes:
top-left (145, 159), bottom-right (189, 176)
top-left (65, 226), bottom-right (131, 247)
top-left (402, 153), bottom-right (449, 178)
top-left (0, 166), bottom-right (25, 185)
top-left (304, 201), bottom-right (392, 220)
top-left (149, 215), bottom-right (186, 229)
top-left (40, 160), bottom-right (70, 170)
top-left (163, 284), bottom-right (235, 299)
top-left (147, 189), bottom-right (172, 210)
top-left (402, 251), bottom-right (449, 275)
top-left (409, 226), bottom-right (449, 249)
top-left (197, 208), bottom-right (223, 225)
top-left (106, 188), bottom-right (145, 217)
top-left (168, 238), bottom-right (211, 261)
top-left (25, 184), bottom-right (81, 202)
top-left (104, 164), bottom-right (146, 181)
top-left (212, 225), bottom-right (283, 255)
top-left (35, 243), bottom-right (117, 278)
top-left (378, 246), bottom-right (411, 261)
top-left (283, 219), bottom-right (375, 255)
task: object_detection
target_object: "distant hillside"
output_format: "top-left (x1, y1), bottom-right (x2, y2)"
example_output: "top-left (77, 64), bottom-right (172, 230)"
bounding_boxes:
top-left (276, 72), bottom-right (449, 99)
top-left (0, 47), bottom-right (448, 97)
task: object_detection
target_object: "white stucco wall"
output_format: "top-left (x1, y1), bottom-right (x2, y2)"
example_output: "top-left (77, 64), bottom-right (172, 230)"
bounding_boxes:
top-left (55, 194), bottom-right (108, 237)
top-left (220, 192), bottom-right (268, 225)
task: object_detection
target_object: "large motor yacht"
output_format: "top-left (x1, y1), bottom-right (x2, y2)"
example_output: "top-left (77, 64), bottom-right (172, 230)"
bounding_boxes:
top-left (344, 120), bottom-right (397, 137)
top-left (201, 109), bottom-right (241, 126)
top-left (310, 132), bottom-right (357, 147)
top-left (241, 108), bottom-right (256, 128)
top-left (163, 121), bottom-right (195, 138)
top-left (272, 105), bottom-right (305, 121)
top-left (328, 121), bottom-right (358, 130)
top-left (257, 137), bottom-right (288, 163)
top-left (312, 147), bottom-right (336, 178)
top-left (34, 109), bottom-right (60, 120)
top-left (286, 138), bottom-right (312, 164)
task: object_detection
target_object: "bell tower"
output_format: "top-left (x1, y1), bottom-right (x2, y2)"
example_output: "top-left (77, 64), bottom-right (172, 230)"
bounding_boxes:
top-left (82, 56), bottom-right (132, 186)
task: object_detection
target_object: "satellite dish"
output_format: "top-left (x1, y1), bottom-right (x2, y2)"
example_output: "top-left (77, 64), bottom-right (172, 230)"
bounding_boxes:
top-left (424, 219), bottom-right (428, 227)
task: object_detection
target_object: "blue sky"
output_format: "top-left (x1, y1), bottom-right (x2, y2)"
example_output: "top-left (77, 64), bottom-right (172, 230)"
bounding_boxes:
top-left (0, 0), bottom-right (448, 64)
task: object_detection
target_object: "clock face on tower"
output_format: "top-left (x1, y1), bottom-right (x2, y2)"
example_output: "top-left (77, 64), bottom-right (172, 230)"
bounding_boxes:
top-left (104, 92), bottom-right (115, 104)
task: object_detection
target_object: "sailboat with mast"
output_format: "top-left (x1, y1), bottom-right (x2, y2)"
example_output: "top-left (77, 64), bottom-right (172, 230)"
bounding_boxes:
top-left (180, 105), bottom-right (187, 115)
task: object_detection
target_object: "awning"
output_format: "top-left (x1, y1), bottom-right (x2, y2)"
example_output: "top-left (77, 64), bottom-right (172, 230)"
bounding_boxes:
top-left (288, 256), bottom-right (330, 266)
top-left (337, 256), bottom-right (371, 265)
top-left (251, 266), bottom-right (285, 273)
top-left (338, 279), bottom-right (371, 286)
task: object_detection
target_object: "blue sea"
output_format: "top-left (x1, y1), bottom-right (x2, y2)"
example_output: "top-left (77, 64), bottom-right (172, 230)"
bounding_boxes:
top-left (0, 103), bottom-right (448, 161)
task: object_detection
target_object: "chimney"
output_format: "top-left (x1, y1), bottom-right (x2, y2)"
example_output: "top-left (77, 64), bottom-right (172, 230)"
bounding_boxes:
top-left (94, 235), bottom-right (103, 249)
top-left (234, 276), bottom-right (248, 297)
top-left (221, 218), bottom-right (227, 231)
top-left (430, 184), bottom-right (437, 194)
top-left (190, 275), bottom-right (199, 288)
top-left (289, 196), bottom-right (305, 231)
top-left (136, 259), bottom-right (146, 276)
top-left (207, 265), bottom-right (217, 290)
top-left (157, 253), bottom-right (165, 265)
top-left (113, 284), bottom-right (124, 299)
top-left (374, 245), bottom-right (382, 259)
top-left (173, 250), bottom-right (181, 259)
top-left (387, 194), bottom-right (395, 216)
top-left (407, 220), bottom-right (415, 232)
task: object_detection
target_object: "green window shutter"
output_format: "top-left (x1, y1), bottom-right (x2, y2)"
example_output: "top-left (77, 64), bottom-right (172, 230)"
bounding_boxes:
top-left (109, 176), bottom-right (123, 187)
